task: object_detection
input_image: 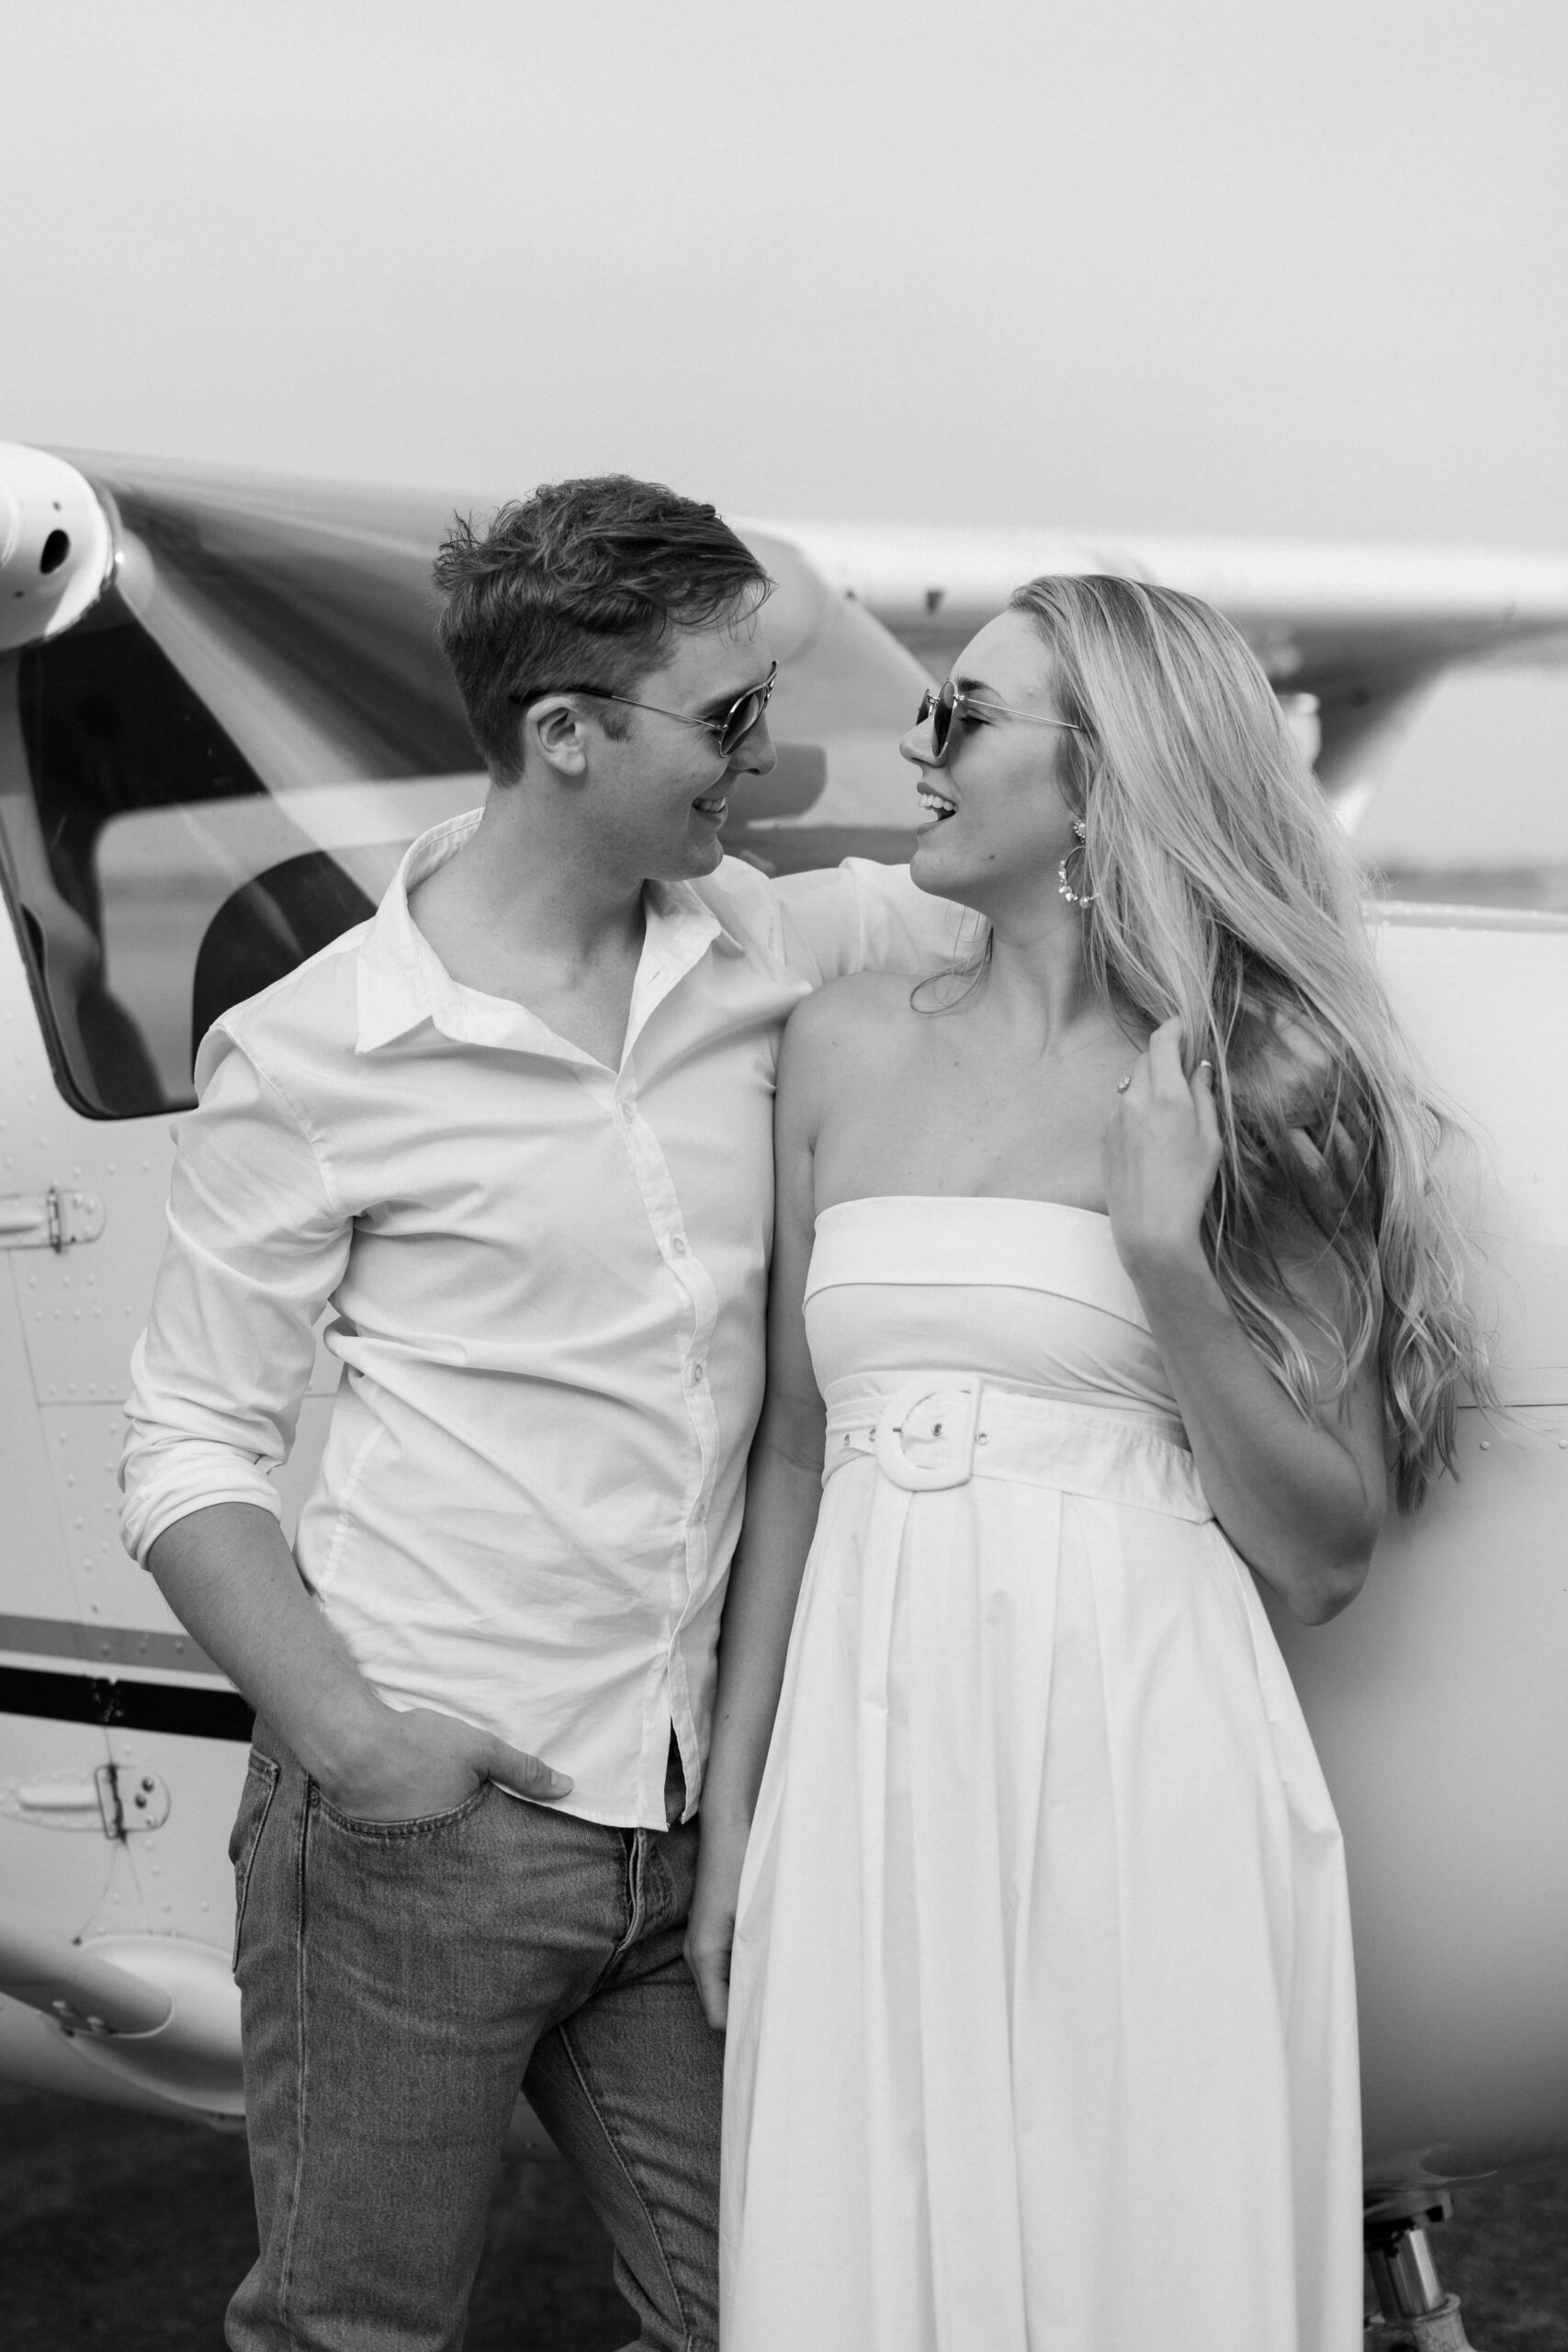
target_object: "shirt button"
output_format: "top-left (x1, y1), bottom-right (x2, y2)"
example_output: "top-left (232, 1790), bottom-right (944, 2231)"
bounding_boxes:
top-left (692, 1363), bottom-right (705, 1384)
top-left (671, 1236), bottom-right (688, 1255)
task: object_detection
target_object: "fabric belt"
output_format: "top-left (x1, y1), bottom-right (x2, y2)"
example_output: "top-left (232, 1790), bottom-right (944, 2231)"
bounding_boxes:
top-left (821, 1374), bottom-right (1213, 1522)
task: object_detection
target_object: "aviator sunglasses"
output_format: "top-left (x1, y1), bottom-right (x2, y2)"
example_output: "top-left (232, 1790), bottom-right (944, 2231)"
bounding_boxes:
top-left (916, 679), bottom-right (1083, 764)
top-left (512, 662), bottom-right (778, 759)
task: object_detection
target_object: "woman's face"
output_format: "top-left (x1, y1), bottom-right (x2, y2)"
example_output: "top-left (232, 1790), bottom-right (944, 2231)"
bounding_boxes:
top-left (900, 609), bottom-right (1081, 918)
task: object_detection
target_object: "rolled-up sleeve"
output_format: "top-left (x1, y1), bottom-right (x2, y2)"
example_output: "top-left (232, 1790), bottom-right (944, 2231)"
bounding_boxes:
top-left (773, 857), bottom-right (969, 983)
top-left (118, 1028), bottom-right (352, 1565)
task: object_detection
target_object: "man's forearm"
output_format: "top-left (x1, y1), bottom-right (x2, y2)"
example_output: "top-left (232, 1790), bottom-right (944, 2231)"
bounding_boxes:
top-left (148, 1503), bottom-right (387, 1783)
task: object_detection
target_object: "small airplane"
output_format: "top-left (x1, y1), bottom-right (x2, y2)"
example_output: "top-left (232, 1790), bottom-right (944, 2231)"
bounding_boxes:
top-left (2, 441), bottom-right (1565, 2335)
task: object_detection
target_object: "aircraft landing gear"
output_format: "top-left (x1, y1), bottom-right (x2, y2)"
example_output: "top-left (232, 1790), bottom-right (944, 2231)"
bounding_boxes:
top-left (1364, 2188), bottom-right (1480, 2350)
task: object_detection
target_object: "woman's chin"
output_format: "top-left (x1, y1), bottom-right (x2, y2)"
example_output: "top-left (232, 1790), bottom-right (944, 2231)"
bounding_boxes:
top-left (910, 826), bottom-right (983, 904)
top-left (909, 825), bottom-right (962, 889)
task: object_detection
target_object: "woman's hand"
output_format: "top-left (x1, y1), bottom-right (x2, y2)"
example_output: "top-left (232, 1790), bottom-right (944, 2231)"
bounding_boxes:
top-left (683, 1814), bottom-right (753, 2030)
top-left (1103, 1017), bottom-right (1222, 1284)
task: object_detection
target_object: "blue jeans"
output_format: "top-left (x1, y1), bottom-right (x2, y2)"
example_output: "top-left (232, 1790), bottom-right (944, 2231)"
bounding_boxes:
top-left (227, 1724), bottom-right (722, 2351)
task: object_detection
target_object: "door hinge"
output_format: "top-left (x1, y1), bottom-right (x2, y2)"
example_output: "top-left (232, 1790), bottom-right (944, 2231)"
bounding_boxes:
top-left (96, 1763), bottom-right (171, 1838)
top-left (0, 1187), bottom-right (106, 1251)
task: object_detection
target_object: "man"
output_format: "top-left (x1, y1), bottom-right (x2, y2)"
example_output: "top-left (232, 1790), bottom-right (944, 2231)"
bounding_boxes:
top-left (120, 475), bottom-right (956, 2352)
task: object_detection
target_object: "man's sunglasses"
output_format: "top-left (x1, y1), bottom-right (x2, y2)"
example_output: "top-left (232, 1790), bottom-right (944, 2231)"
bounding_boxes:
top-left (512, 662), bottom-right (778, 760)
top-left (916, 680), bottom-right (1083, 764)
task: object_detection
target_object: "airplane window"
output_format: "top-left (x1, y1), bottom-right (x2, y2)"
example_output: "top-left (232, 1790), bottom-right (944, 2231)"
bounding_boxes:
top-left (0, 605), bottom-right (266, 1114)
top-left (0, 474), bottom-right (489, 1118)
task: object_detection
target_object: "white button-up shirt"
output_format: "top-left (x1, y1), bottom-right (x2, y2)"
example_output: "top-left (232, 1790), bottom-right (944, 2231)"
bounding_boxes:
top-left (120, 812), bottom-right (962, 1826)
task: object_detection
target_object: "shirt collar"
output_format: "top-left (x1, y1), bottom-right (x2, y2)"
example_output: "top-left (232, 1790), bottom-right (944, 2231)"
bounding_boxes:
top-left (355, 808), bottom-right (484, 1053)
top-left (644, 874), bottom-right (749, 962)
top-left (355, 810), bottom-right (745, 1057)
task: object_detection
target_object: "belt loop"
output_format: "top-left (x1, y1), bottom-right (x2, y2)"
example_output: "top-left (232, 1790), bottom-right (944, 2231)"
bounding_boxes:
top-left (872, 1382), bottom-right (981, 1491)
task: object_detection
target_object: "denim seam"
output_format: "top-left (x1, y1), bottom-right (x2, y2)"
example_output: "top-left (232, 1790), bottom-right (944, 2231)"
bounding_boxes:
top-left (620, 1828), bottom-right (644, 1956)
top-left (313, 1777), bottom-right (491, 1841)
top-left (556, 2014), bottom-right (695, 2352)
top-left (273, 1777), bottom-right (313, 2348)
top-left (642, 1831), bottom-right (679, 1931)
top-left (231, 1752), bottom-right (282, 1973)
top-left (559, 1830), bottom-right (637, 2018)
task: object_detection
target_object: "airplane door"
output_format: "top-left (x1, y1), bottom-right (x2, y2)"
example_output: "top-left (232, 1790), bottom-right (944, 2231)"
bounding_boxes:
top-left (0, 795), bottom-right (260, 2106)
top-left (0, 612), bottom-right (336, 2113)
top-left (0, 913), bottom-right (124, 2073)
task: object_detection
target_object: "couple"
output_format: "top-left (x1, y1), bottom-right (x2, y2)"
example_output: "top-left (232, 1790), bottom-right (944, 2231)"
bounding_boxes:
top-left (121, 476), bottom-right (1482, 2352)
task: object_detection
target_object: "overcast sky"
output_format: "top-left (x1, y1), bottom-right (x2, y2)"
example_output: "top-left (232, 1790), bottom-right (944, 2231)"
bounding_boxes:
top-left (5, 0), bottom-right (1566, 858)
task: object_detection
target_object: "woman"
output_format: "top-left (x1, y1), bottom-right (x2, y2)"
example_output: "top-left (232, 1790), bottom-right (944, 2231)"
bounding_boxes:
top-left (686, 576), bottom-right (1486, 2352)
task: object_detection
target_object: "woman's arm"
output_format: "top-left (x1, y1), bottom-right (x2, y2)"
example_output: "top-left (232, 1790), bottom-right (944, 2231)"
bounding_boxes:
top-left (1105, 1020), bottom-right (1387, 1625)
top-left (684, 1003), bottom-right (830, 2029)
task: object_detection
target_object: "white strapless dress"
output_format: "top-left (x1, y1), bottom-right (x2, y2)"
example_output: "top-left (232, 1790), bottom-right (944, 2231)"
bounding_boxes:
top-left (720, 1197), bottom-right (1362, 2352)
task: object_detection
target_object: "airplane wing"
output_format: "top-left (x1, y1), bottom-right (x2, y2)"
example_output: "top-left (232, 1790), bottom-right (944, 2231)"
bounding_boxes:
top-left (757, 521), bottom-right (1568, 815)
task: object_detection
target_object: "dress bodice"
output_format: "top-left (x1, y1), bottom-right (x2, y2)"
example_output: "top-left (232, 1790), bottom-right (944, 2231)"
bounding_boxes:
top-left (803, 1194), bottom-right (1179, 1426)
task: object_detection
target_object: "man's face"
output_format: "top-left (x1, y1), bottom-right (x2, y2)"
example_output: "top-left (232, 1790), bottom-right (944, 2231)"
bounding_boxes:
top-left (578, 606), bottom-right (778, 884)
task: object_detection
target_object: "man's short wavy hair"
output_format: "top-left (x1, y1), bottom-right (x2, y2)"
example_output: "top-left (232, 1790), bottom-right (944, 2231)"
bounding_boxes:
top-left (433, 474), bottom-right (772, 783)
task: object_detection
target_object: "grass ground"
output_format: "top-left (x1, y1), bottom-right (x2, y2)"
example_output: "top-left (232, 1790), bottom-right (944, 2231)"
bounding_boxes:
top-left (1, 2083), bottom-right (1563, 2348)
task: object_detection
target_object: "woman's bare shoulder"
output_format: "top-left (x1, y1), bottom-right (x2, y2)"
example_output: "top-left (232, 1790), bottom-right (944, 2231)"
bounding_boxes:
top-left (783, 969), bottom-right (920, 1057)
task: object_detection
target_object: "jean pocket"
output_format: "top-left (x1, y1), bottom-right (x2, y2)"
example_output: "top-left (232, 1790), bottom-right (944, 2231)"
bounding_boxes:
top-left (314, 1778), bottom-right (493, 1842)
top-left (229, 1749), bottom-right (281, 1972)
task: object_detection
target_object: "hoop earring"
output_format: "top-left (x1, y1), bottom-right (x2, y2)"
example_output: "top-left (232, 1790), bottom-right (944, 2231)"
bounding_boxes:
top-left (1057, 819), bottom-right (1095, 907)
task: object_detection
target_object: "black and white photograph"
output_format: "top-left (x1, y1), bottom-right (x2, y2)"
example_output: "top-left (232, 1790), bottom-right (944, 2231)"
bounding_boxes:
top-left (2, 5), bottom-right (1566, 2347)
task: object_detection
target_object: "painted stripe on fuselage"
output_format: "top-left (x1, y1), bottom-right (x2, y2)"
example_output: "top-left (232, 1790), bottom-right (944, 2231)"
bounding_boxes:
top-left (0, 1665), bottom-right (254, 1741)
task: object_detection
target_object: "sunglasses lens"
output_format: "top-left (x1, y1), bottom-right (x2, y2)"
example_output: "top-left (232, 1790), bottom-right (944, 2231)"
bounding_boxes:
top-left (717, 695), bottom-right (760, 757)
top-left (919, 684), bottom-right (953, 758)
top-left (718, 669), bottom-right (776, 755)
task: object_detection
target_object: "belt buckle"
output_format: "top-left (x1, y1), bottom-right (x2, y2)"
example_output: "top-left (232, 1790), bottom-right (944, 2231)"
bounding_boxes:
top-left (871, 1382), bottom-right (980, 1492)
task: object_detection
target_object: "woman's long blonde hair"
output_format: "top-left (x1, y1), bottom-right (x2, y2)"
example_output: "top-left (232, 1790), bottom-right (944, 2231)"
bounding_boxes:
top-left (1009, 573), bottom-right (1487, 1511)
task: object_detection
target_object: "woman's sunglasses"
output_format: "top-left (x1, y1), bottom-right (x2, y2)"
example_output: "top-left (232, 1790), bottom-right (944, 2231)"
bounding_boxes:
top-left (512, 662), bottom-right (778, 760)
top-left (916, 680), bottom-right (1083, 765)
